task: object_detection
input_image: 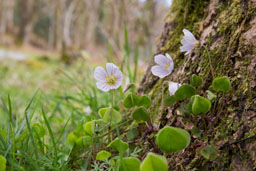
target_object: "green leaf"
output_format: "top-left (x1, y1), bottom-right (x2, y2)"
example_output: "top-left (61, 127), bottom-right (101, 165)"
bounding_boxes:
top-left (108, 138), bottom-right (129, 153)
top-left (99, 107), bottom-right (122, 124)
top-left (66, 132), bottom-right (78, 145)
top-left (0, 155), bottom-right (6, 171)
top-left (192, 95), bottom-right (211, 115)
top-left (84, 120), bottom-right (95, 136)
top-left (75, 136), bottom-right (92, 148)
top-left (98, 107), bottom-right (109, 118)
top-left (200, 145), bottom-right (218, 160)
top-left (190, 74), bottom-right (203, 87)
top-left (126, 125), bottom-right (139, 141)
top-left (156, 126), bottom-right (191, 153)
top-left (164, 96), bottom-right (176, 106)
top-left (186, 96), bottom-right (195, 114)
top-left (31, 123), bottom-right (46, 138)
top-left (206, 90), bottom-right (217, 101)
top-left (174, 84), bottom-right (196, 101)
top-left (140, 152), bottom-right (168, 171)
top-left (118, 157), bottom-right (141, 171)
top-left (96, 150), bottom-right (111, 161)
top-left (138, 95), bottom-right (152, 108)
top-left (212, 76), bottom-right (231, 92)
top-left (123, 93), bottom-right (140, 108)
top-left (132, 107), bottom-right (150, 122)
top-left (191, 126), bottom-right (201, 138)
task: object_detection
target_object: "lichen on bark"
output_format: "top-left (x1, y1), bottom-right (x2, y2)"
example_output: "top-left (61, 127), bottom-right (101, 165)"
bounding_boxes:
top-left (137, 0), bottom-right (256, 170)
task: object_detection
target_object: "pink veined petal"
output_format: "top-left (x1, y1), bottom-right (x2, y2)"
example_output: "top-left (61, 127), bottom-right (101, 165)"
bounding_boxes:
top-left (154, 54), bottom-right (169, 66)
top-left (113, 68), bottom-right (123, 80)
top-left (112, 78), bottom-right (122, 89)
top-left (183, 29), bottom-right (197, 42)
top-left (167, 63), bottom-right (174, 73)
top-left (96, 81), bottom-right (111, 92)
top-left (180, 44), bottom-right (194, 53)
top-left (151, 65), bottom-right (171, 78)
top-left (94, 66), bottom-right (107, 82)
top-left (106, 63), bottom-right (118, 75)
top-left (165, 53), bottom-right (174, 64)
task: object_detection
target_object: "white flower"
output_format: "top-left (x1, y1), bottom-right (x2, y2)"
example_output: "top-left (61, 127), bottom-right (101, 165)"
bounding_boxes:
top-left (169, 81), bottom-right (181, 96)
top-left (180, 29), bottom-right (198, 55)
top-left (94, 63), bottom-right (123, 92)
top-left (151, 53), bottom-right (174, 78)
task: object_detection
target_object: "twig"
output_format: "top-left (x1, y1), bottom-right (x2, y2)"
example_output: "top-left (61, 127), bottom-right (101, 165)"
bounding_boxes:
top-left (229, 134), bottom-right (256, 145)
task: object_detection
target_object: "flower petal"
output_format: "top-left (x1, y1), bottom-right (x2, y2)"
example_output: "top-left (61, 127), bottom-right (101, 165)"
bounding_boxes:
top-left (106, 63), bottom-right (119, 75)
top-left (154, 54), bottom-right (170, 66)
top-left (112, 78), bottom-right (122, 89)
top-left (183, 29), bottom-right (197, 42)
top-left (94, 66), bottom-right (107, 82)
top-left (96, 81), bottom-right (111, 92)
top-left (151, 65), bottom-right (171, 78)
top-left (169, 82), bottom-right (181, 96)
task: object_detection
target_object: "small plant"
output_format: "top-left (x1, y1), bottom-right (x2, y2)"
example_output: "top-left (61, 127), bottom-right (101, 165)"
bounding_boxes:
top-left (0, 155), bottom-right (6, 171)
top-left (140, 152), bottom-right (168, 171)
top-left (200, 145), bottom-right (218, 161)
top-left (96, 150), bottom-right (112, 161)
top-left (156, 126), bottom-right (191, 153)
top-left (212, 76), bottom-right (231, 92)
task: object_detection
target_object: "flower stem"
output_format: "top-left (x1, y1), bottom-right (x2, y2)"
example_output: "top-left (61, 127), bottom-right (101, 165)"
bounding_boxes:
top-left (108, 90), bottom-right (114, 143)
top-left (204, 45), bottom-right (215, 79)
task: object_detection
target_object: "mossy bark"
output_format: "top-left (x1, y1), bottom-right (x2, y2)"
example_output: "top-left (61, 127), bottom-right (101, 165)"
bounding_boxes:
top-left (138, 0), bottom-right (256, 170)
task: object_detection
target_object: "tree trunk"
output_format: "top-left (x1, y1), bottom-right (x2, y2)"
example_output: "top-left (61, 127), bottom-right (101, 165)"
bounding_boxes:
top-left (138, 0), bottom-right (256, 170)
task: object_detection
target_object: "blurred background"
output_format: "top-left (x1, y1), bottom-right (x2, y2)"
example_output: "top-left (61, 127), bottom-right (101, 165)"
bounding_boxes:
top-left (0, 0), bottom-right (172, 116)
top-left (0, 0), bottom-right (171, 62)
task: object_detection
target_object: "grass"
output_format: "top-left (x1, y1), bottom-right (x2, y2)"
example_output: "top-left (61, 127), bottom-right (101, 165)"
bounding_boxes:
top-left (0, 40), bottom-right (144, 170)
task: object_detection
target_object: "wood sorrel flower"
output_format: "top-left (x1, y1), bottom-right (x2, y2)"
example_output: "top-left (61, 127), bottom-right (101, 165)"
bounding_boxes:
top-left (169, 81), bottom-right (181, 96)
top-left (180, 29), bottom-right (199, 55)
top-left (151, 53), bottom-right (174, 78)
top-left (94, 63), bottom-right (123, 92)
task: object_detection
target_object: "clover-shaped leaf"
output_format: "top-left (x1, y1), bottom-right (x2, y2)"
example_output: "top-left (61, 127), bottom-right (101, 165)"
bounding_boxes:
top-left (186, 96), bottom-right (195, 114)
top-left (164, 96), bottom-right (176, 106)
top-left (96, 150), bottom-right (111, 161)
top-left (138, 95), bottom-right (152, 108)
top-left (191, 126), bottom-right (201, 138)
top-left (140, 152), bottom-right (168, 171)
top-left (84, 120), bottom-right (95, 136)
top-left (174, 84), bottom-right (196, 101)
top-left (66, 132), bottom-right (78, 146)
top-left (212, 76), bottom-right (231, 92)
top-left (123, 93), bottom-right (140, 108)
top-left (98, 107), bottom-right (122, 124)
top-left (192, 95), bottom-right (211, 115)
top-left (117, 157), bottom-right (141, 171)
top-left (132, 107), bottom-right (150, 122)
top-left (0, 155), bottom-right (6, 171)
top-left (200, 145), bottom-right (218, 161)
top-left (156, 126), bottom-right (190, 153)
top-left (75, 136), bottom-right (92, 148)
top-left (108, 138), bottom-right (129, 153)
top-left (190, 74), bottom-right (203, 87)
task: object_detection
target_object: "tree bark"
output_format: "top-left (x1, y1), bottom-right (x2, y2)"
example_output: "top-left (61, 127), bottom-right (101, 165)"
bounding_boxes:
top-left (138, 0), bottom-right (256, 170)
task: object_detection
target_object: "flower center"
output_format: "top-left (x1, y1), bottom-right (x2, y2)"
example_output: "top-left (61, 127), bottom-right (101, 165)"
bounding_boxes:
top-left (106, 74), bottom-right (117, 85)
top-left (165, 63), bottom-right (171, 71)
top-left (193, 40), bottom-right (199, 48)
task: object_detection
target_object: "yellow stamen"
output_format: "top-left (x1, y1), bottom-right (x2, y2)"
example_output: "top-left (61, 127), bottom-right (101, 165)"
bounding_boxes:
top-left (106, 74), bottom-right (117, 85)
top-left (165, 63), bottom-right (170, 71)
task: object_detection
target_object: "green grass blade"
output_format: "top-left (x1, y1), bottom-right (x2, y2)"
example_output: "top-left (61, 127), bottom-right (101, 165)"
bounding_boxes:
top-left (41, 108), bottom-right (57, 160)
